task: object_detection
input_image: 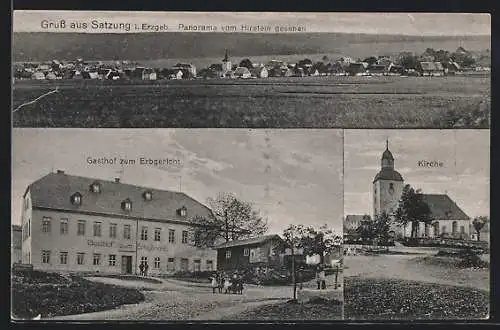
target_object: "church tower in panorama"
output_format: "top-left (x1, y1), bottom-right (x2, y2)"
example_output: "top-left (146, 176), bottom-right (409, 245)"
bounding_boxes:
top-left (373, 140), bottom-right (405, 217)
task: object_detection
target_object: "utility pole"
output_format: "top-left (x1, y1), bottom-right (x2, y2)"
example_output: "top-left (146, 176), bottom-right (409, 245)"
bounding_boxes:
top-left (291, 231), bottom-right (297, 301)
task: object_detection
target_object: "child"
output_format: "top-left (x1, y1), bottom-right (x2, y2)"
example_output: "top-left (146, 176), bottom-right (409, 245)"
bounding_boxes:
top-left (210, 274), bottom-right (218, 294)
top-left (223, 277), bottom-right (232, 294)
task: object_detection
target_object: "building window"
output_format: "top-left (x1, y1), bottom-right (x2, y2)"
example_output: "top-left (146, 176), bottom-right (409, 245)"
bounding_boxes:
top-left (168, 229), bottom-right (175, 243)
top-left (60, 252), bottom-right (68, 264)
top-left (121, 199), bottom-right (132, 211)
top-left (93, 253), bottom-right (101, 265)
top-left (71, 192), bottom-right (82, 205)
top-left (154, 257), bottom-right (160, 269)
top-left (225, 250), bottom-right (231, 259)
top-left (109, 254), bottom-right (116, 266)
top-left (141, 226), bottom-right (148, 240)
top-left (180, 258), bottom-right (189, 271)
top-left (182, 231), bottom-right (189, 244)
top-left (123, 224), bottom-right (131, 240)
top-left (60, 218), bottom-right (69, 235)
top-left (206, 260), bottom-right (214, 271)
top-left (41, 250), bottom-right (51, 264)
top-left (154, 228), bottom-right (161, 241)
top-left (193, 259), bottom-right (201, 272)
top-left (42, 217), bottom-right (51, 233)
top-left (167, 258), bottom-right (175, 271)
top-left (460, 226), bottom-right (465, 234)
top-left (109, 223), bottom-right (117, 238)
top-left (244, 248), bottom-right (250, 256)
top-left (178, 207), bottom-right (187, 217)
top-left (452, 221), bottom-right (458, 235)
top-left (93, 222), bottom-right (102, 237)
top-left (90, 182), bottom-right (101, 193)
top-left (140, 256), bottom-right (148, 266)
top-left (77, 220), bottom-right (86, 236)
top-left (77, 253), bottom-right (85, 265)
top-left (143, 190), bottom-right (153, 201)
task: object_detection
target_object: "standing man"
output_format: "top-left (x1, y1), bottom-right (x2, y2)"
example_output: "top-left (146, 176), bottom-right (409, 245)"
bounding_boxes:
top-left (139, 262), bottom-right (144, 276)
top-left (144, 262), bottom-right (149, 277)
top-left (319, 266), bottom-right (326, 290)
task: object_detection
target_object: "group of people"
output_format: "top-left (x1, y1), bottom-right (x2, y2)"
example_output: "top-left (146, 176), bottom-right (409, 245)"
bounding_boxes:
top-left (210, 271), bottom-right (244, 294)
top-left (139, 262), bottom-right (149, 276)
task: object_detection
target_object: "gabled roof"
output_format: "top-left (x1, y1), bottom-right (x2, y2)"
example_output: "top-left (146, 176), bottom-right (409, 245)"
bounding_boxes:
top-left (25, 172), bottom-right (214, 223)
top-left (422, 194), bottom-right (470, 220)
top-left (214, 234), bottom-right (282, 249)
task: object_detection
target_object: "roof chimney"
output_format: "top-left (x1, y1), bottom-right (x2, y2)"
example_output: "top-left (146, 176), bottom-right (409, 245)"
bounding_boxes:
top-left (115, 178), bottom-right (120, 183)
top-left (57, 170), bottom-right (65, 174)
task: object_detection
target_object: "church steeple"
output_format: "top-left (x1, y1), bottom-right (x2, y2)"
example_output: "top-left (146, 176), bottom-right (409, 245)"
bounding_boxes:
top-left (381, 139), bottom-right (395, 170)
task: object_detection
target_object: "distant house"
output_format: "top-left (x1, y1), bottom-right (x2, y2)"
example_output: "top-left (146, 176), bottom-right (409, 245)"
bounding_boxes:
top-left (418, 62), bottom-right (445, 76)
top-left (173, 63), bottom-right (196, 77)
top-left (250, 66), bottom-right (268, 78)
top-left (224, 70), bottom-right (235, 79)
top-left (293, 67), bottom-right (306, 77)
top-left (442, 61), bottom-right (461, 75)
top-left (388, 65), bottom-right (405, 75)
top-left (142, 68), bottom-right (157, 81)
top-left (45, 72), bottom-right (58, 80)
top-left (368, 64), bottom-right (388, 76)
top-left (31, 72), bottom-right (45, 80)
top-left (169, 69), bottom-right (183, 80)
top-left (11, 225), bottom-right (22, 265)
top-left (82, 71), bottom-right (99, 79)
top-left (208, 64), bottom-right (225, 78)
top-left (310, 68), bottom-right (320, 76)
top-left (347, 63), bottom-right (367, 76)
top-left (282, 68), bottom-right (294, 77)
top-left (215, 235), bottom-right (286, 271)
top-left (233, 67), bottom-right (251, 79)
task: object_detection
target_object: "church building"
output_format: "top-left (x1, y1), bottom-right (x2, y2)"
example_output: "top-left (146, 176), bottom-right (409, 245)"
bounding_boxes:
top-left (346, 141), bottom-right (471, 240)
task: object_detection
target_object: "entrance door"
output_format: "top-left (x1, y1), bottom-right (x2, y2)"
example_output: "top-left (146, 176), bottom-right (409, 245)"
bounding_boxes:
top-left (121, 255), bottom-right (132, 274)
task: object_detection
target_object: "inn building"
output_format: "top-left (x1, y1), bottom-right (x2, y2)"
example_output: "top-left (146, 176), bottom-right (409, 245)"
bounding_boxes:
top-left (20, 171), bottom-right (217, 275)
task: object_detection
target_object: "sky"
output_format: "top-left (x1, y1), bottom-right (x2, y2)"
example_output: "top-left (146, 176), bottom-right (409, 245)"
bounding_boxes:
top-left (344, 130), bottom-right (490, 219)
top-left (12, 128), bottom-right (344, 235)
top-left (13, 11), bottom-right (491, 35)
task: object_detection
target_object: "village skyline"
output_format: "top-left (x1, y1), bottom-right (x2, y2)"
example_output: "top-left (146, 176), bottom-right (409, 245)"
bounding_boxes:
top-left (12, 129), bottom-right (344, 236)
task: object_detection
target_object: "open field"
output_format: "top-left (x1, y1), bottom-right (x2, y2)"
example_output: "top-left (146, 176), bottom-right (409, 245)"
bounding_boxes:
top-left (343, 250), bottom-right (490, 320)
top-left (344, 278), bottom-right (489, 320)
top-left (12, 75), bottom-right (490, 128)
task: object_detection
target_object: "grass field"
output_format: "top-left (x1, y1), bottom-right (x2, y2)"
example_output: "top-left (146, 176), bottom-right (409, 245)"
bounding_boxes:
top-left (12, 75), bottom-right (490, 128)
top-left (11, 270), bottom-right (144, 319)
top-left (344, 278), bottom-right (489, 320)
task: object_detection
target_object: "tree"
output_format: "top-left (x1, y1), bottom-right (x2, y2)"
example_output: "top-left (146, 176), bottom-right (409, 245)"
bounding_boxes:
top-left (239, 58), bottom-right (253, 69)
top-left (356, 215), bottom-right (375, 243)
top-left (372, 212), bottom-right (392, 247)
top-left (394, 184), bottom-right (432, 239)
top-left (276, 224), bottom-right (307, 300)
top-left (398, 52), bottom-right (419, 70)
top-left (300, 225), bottom-right (343, 265)
top-left (187, 192), bottom-right (268, 247)
top-left (322, 55), bottom-right (329, 63)
top-left (472, 216), bottom-right (489, 241)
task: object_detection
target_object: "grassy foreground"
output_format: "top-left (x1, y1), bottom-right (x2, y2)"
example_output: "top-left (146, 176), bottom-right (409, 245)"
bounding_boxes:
top-left (224, 299), bottom-right (343, 320)
top-left (11, 270), bottom-right (145, 319)
top-left (344, 277), bottom-right (489, 320)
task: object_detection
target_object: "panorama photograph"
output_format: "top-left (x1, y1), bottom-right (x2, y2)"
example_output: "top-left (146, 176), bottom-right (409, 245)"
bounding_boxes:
top-left (342, 129), bottom-right (490, 320)
top-left (12, 11), bottom-right (491, 128)
top-left (11, 128), bottom-right (344, 321)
